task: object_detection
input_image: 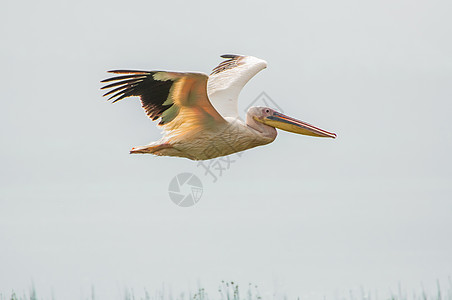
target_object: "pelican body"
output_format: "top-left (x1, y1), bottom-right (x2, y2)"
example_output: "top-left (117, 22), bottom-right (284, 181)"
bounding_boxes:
top-left (101, 55), bottom-right (336, 160)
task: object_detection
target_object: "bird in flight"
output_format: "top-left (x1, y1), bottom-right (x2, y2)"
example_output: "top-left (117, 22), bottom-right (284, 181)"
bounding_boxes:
top-left (101, 54), bottom-right (336, 160)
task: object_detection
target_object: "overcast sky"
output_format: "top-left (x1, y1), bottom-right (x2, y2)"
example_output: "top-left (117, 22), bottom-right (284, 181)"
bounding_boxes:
top-left (1, 0), bottom-right (451, 299)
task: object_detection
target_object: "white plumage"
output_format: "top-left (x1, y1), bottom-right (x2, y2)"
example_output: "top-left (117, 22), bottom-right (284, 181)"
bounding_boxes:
top-left (101, 54), bottom-right (336, 160)
top-left (207, 55), bottom-right (268, 119)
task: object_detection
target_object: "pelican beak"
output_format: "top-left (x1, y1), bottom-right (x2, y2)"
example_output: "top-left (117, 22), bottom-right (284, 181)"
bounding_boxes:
top-left (256, 111), bottom-right (337, 138)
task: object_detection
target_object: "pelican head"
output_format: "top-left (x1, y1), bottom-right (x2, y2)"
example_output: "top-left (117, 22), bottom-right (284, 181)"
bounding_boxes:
top-left (247, 106), bottom-right (337, 138)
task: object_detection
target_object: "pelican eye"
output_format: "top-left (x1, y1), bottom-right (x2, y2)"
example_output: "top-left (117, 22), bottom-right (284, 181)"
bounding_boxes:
top-left (265, 109), bottom-right (270, 113)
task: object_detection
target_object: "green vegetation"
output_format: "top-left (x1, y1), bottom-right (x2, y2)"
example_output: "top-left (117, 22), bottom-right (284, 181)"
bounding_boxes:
top-left (1, 280), bottom-right (451, 300)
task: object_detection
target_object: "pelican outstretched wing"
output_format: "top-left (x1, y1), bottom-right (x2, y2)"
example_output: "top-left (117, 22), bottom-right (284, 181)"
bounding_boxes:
top-left (101, 71), bottom-right (226, 137)
top-left (207, 54), bottom-right (268, 119)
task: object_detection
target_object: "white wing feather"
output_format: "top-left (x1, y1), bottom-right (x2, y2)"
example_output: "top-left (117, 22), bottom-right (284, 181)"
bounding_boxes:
top-left (207, 55), bottom-right (267, 119)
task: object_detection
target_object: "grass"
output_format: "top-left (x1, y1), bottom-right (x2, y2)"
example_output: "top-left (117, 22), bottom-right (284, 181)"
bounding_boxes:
top-left (2, 280), bottom-right (451, 300)
top-left (121, 281), bottom-right (261, 300)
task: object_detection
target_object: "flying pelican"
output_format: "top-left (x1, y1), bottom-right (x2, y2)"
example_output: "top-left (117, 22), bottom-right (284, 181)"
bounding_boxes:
top-left (101, 54), bottom-right (336, 160)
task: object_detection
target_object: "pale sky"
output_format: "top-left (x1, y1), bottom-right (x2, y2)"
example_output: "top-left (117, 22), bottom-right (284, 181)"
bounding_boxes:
top-left (1, 0), bottom-right (452, 299)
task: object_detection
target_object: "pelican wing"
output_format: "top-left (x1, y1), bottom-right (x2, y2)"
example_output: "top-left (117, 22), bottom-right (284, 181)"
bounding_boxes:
top-left (101, 70), bottom-right (226, 137)
top-left (207, 54), bottom-right (268, 119)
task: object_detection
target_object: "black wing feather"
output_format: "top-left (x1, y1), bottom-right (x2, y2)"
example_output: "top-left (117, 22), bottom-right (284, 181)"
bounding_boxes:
top-left (101, 77), bottom-right (147, 91)
top-left (100, 73), bottom-right (148, 83)
top-left (211, 54), bottom-right (244, 75)
top-left (102, 84), bottom-right (131, 98)
top-left (101, 70), bottom-right (175, 122)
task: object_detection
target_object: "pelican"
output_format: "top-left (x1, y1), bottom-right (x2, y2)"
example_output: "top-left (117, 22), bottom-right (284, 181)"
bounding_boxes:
top-left (101, 54), bottom-right (336, 160)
